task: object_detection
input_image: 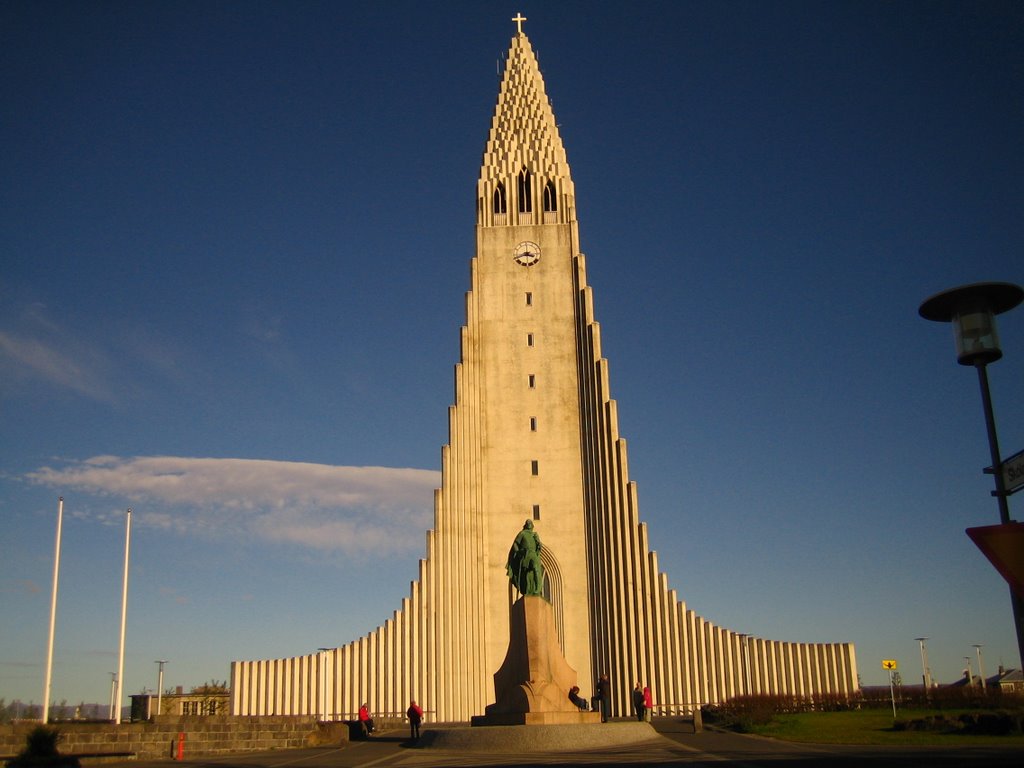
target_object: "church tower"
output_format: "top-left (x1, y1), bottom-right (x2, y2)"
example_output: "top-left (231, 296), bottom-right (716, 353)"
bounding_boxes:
top-left (470, 21), bottom-right (595, 698)
top-left (231, 21), bottom-right (857, 723)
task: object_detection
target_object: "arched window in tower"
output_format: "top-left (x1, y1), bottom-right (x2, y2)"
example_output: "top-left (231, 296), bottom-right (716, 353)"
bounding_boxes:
top-left (517, 168), bottom-right (533, 213)
top-left (543, 180), bottom-right (557, 212)
top-left (492, 182), bottom-right (507, 214)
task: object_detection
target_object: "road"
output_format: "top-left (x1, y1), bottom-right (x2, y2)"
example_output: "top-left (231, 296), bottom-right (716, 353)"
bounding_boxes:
top-left (97, 719), bottom-right (1024, 768)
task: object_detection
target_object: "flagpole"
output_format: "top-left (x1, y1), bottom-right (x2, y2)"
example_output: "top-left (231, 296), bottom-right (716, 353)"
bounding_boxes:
top-left (114, 509), bottom-right (131, 724)
top-left (42, 497), bottom-right (64, 723)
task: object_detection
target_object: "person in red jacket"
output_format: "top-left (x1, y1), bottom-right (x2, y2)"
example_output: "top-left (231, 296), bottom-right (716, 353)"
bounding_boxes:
top-left (358, 703), bottom-right (374, 737)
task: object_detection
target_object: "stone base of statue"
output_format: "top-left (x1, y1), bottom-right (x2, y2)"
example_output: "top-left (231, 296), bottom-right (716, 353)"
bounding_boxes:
top-left (472, 596), bottom-right (602, 726)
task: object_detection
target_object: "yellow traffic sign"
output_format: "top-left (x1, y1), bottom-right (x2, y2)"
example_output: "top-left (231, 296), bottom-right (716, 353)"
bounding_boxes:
top-left (882, 659), bottom-right (897, 670)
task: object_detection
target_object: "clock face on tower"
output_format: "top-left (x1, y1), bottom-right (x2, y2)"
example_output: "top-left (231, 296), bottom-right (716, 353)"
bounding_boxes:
top-left (513, 241), bottom-right (541, 267)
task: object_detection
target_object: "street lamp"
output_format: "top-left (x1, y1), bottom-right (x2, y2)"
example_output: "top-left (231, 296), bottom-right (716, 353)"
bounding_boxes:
top-left (108, 673), bottom-right (117, 721)
top-left (914, 637), bottom-right (932, 692)
top-left (919, 281), bottom-right (1024, 669)
top-left (973, 645), bottom-right (986, 689)
top-left (155, 661), bottom-right (168, 717)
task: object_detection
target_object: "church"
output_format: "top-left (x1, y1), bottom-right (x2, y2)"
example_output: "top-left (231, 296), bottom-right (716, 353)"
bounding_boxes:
top-left (230, 19), bottom-right (858, 723)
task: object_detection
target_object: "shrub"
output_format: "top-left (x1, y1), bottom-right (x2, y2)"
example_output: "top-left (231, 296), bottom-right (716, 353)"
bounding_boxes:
top-left (860, 684), bottom-right (1024, 711)
top-left (7, 726), bottom-right (80, 768)
top-left (23, 726), bottom-right (61, 758)
top-left (704, 694), bottom-right (821, 732)
top-left (893, 710), bottom-right (1024, 735)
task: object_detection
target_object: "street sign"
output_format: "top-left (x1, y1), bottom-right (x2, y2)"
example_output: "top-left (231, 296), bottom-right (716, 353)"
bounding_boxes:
top-left (966, 522), bottom-right (1024, 596)
top-left (1002, 449), bottom-right (1024, 494)
top-left (882, 660), bottom-right (899, 716)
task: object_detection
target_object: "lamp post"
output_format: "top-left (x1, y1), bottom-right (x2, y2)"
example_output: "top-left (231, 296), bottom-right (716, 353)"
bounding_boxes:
top-left (973, 645), bottom-right (986, 689)
top-left (914, 637), bottom-right (932, 692)
top-left (113, 509), bottom-right (131, 724)
top-left (155, 661), bottom-right (168, 717)
top-left (919, 282), bottom-right (1024, 669)
top-left (108, 673), bottom-right (117, 721)
top-left (42, 497), bottom-right (64, 724)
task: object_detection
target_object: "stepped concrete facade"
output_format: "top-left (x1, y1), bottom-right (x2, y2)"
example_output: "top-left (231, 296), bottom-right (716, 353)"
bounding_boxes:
top-left (231, 24), bottom-right (858, 723)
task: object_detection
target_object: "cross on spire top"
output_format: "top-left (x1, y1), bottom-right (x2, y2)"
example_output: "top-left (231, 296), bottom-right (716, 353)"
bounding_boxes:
top-left (512, 12), bottom-right (527, 35)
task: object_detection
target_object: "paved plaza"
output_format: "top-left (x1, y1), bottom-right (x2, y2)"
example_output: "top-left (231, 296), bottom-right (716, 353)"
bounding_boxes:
top-left (92, 718), bottom-right (1024, 768)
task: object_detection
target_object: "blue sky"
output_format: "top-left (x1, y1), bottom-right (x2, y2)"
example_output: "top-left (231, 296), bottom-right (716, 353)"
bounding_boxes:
top-left (2, 0), bottom-right (1022, 708)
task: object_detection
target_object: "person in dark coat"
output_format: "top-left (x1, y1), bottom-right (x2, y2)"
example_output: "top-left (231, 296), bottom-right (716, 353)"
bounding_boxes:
top-left (632, 682), bottom-right (646, 721)
top-left (597, 674), bottom-right (611, 722)
top-left (568, 685), bottom-right (588, 710)
top-left (406, 699), bottom-right (423, 741)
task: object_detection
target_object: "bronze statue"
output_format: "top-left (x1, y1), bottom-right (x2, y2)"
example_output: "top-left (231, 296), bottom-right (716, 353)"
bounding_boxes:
top-left (506, 520), bottom-right (545, 597)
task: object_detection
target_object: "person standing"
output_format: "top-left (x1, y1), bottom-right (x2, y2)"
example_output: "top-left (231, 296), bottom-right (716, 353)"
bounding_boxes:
top-left (597, 673), bottom-right (611, 723)
top-left (643, 684), bottom-right (653, 722)
top-left (406, 699), bottom-right (423, 741)
top-left (632, 682), bottom-right (646, 721)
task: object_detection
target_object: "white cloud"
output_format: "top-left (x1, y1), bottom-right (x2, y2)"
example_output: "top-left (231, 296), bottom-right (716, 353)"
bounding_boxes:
top-left (26, 456), bottom-right (439, 558)
top-left (0, 304), bottom-right (192, 405)
top-left (0, 330), bottom-right (114, 401)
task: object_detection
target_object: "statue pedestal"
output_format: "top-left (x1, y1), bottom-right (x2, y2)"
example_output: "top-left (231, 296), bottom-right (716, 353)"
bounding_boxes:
top-left (472, 596), bottom-right (602, 726)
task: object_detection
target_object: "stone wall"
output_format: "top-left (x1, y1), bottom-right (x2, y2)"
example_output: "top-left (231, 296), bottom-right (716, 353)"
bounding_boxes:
top-left (0, 716), bottom-right (349, 762)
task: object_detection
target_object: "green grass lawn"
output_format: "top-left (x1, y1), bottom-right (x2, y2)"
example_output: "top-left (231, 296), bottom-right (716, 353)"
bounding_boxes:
top-left (745, 708), bottom-right (1024, 747)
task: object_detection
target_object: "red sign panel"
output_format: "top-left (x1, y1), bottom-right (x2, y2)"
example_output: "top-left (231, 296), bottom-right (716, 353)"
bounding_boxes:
top-left (966, 523), bottom-right (1024, 596)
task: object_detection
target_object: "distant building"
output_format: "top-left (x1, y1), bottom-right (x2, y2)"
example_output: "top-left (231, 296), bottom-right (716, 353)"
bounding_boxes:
top-left (944, 666), bottom-right (1023, 693)
top-left (130, 688), bottom-right (230, 721)
top-left (947, 670), bottom-right (981, 688)
top-left (988, 667), bottom-right (1023, 693)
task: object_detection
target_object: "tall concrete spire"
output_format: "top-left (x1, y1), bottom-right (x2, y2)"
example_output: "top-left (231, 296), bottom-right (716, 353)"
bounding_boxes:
top-left (478, 33), bottom-right (574, 229)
